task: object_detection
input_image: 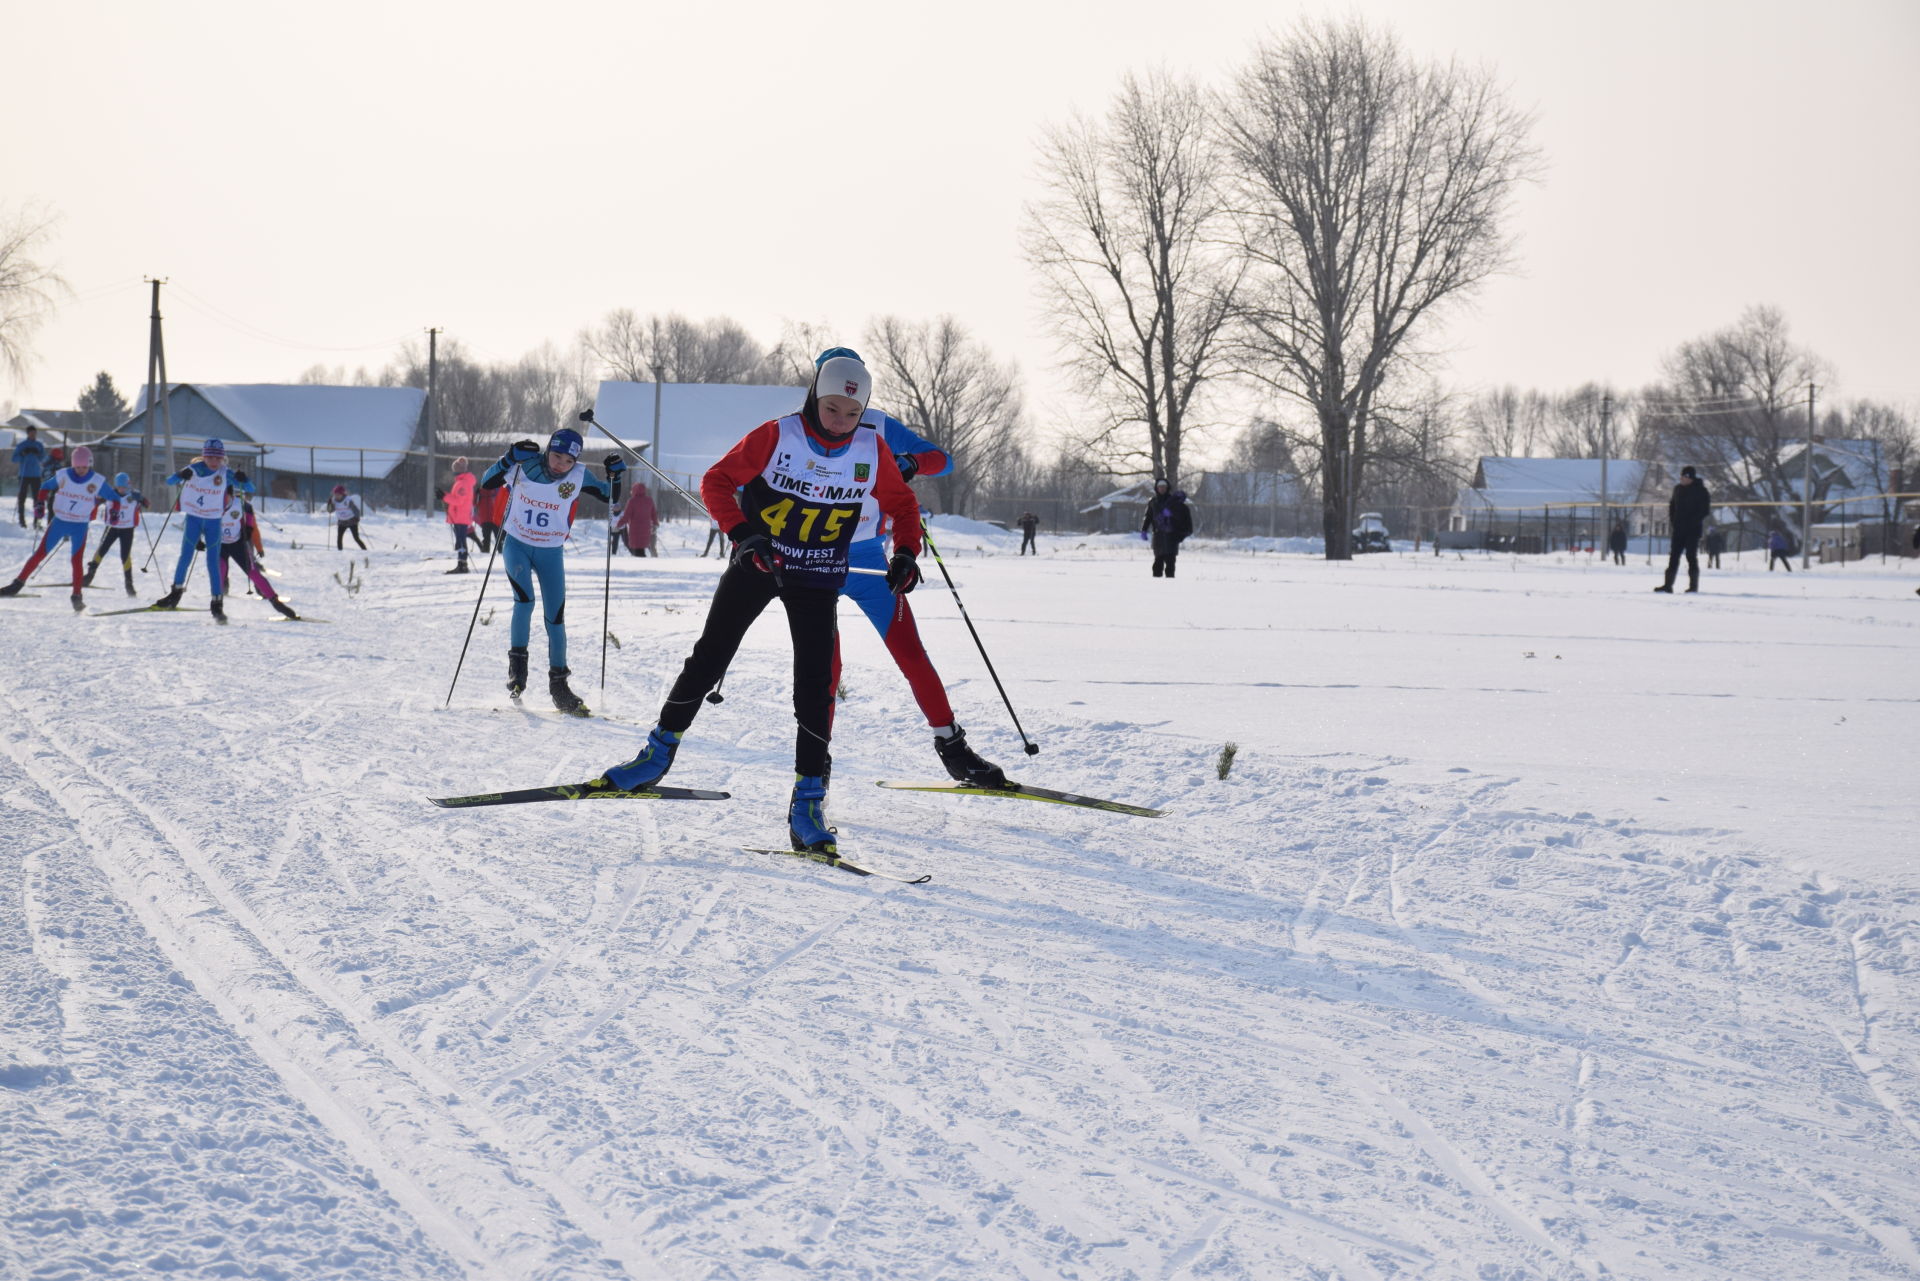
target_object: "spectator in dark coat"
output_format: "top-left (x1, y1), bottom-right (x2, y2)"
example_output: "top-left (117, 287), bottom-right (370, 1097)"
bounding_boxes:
top-left (1142, 479), bottom-right (1193, 579)
top-left (1016, 511), bottom-right (1039, 555)
top-left (1607, 522), bottom-right (1628, 566)
top-left (1703, 527), bottom-right (1725, 568)
top-left (1654, 466), bottom-right (1710, 593)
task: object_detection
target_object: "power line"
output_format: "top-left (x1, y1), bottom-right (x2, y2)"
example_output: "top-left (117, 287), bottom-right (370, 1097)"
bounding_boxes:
top-left (167, 284), bottom-right (415, 354)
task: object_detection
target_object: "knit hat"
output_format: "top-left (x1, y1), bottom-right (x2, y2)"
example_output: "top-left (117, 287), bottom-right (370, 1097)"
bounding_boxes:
top-left (812, 356), bottom-right (871, 409)
top-left (71, 445), bottom-right (94, 469)
top-left (114, 472), bottom-right (130, 488)
top-left (547, 428), bottom-right (584, 458)
top-left (1680, 465), bottom-right (1697, 479)
top-left (202, 437), bottom-right (227, 460)
top-left (332, 484), bottom-right (347, 497)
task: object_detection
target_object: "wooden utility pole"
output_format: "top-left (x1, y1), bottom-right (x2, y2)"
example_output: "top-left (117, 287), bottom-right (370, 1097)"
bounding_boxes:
top-left (139, 278), bottom-right (177, 493)
top-left (424, 327), bottom-right (441, 511)
top-left (1598, 392), bottom-right (1612, 549)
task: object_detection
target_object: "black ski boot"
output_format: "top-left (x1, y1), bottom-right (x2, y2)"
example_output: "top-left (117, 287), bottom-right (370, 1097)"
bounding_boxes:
top-left (70, 592), bottom-right (85, 612)
top-left (549, 666), bottom-right (589, 717)
top-left (153, 585), bottom-right (185, 609)
top-left (507, 646), bottom-right (529, 698)
top-left (0, 578), bottom-right (24, 598)
top-left (271, 598), bottom-right (299, 620)
top-left (934, 723), bottom-right (1008, 788)
top-left (83, 561), bottom-right (100, 588)
top-left (446, 561), bottom-right (471, 575)
top-left (123, 567), bottom-right (137, 596)
top-left (209, 595), bottom-right (227, 624)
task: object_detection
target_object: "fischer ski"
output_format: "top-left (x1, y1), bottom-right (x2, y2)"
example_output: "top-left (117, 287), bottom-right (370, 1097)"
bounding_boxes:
top-left (91, 603), bottom-right (204, 617)
top-left (875, 779), bottom-right (1165, 818)
top-left (738, 846), bottom-right (931, 884)
top-left (430, 779), bottom-right (730, 808)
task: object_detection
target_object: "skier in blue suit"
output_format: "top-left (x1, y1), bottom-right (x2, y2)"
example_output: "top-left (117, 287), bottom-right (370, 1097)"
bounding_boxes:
top-left (479, 426), bottom-right (622, 716)
top-left (152, 438), bottom-right (252, 620)
top-left (812, 347), bottom-right (1006, 787)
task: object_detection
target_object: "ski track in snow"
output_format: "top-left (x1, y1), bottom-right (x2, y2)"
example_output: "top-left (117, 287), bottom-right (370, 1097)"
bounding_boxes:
top-left (2, 512), bottom-right (1917, 1279)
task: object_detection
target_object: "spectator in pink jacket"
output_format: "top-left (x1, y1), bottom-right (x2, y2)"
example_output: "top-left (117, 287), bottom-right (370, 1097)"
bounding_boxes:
top-left (614, 481), bottom-right (659, 557)
top-left (439, 458), bottom-right (477, 574)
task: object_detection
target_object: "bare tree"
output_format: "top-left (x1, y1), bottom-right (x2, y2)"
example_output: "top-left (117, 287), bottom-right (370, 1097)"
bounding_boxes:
top-left (0, 206), bottom-right (69, 385)
top-left (763, 319), bottom-right (843, 387)
top-left (583, 310), bottom-right (776, 384)
top-left (1460, 386), bottom-right (1551, 458)
top-left (1025, 70), bottom-right (1242, 486)
top-left (1219, 19), bottom-right (1538, 558)
top-left (1639, 306), bottom-right (1825, 525)
top-left (862, 315), bottom-right (1023, 514)
top-left (1540, 384), bottom-right (1627, 459)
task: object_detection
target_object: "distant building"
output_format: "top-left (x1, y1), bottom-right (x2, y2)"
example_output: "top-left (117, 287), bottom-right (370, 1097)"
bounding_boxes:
top-left (1449, 457), bottom-right (1652, 549)
top-left (95, 384), bottom-right (428, 504)
top-left (591, 381), bottom-right (804, 490)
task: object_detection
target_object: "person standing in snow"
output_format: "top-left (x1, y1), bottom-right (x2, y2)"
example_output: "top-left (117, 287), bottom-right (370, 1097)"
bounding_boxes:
top-left (439, 458), bottom-right (477, 573)
top-left (332, 485), bottom-right (368, 550)
top-left (613, 480), bottom-right (659, 556)
top-left (217, 479), bottom-right (299, 619)
top-left (479, 428), bottom-right (622, 716)
top-left (1653, 466), bottom-right (1711, 593)
top-left (596, 353), bottom-right (924, 857)
top-left (84, 472), bottom-right (148, 595)
top-left (1607, 522), bottom-right (1628, 566)
top-left (11, 424), bottom-right (49, 528)
top-left (1017, 511), bottom-right (1039, 555)
top-left (1767, 527), bottom-right (1794, 572)
top-left (805, 346), bottom-right (1007, 787)
top-left (152, 439), bottom-right (251, 619)
top-left (1142, 479), bottom-right (1193, 579)
top-left (1704, 527), bottom-right (1725, 569)
top-left (473, 481), bottom-right (508, 555)
top-left (0, 445), bottom-right (121, 610)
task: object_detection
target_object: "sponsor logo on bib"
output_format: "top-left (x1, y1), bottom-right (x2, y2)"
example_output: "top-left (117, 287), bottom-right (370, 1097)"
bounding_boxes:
top-left (854, 463), bottom-right (870, 481)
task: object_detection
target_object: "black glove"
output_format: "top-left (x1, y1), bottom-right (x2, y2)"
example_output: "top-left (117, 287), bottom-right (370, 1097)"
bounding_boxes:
top-left (605, 454), bottom-right (627, 475)
top-left (895, 453), bottom-right (919, 482)
top-left (175, 467), bottom-right (194, 481)
top-left (234, 469), bottom-right (249, 485)
top-left (509, 438), bottom-right (541, 461)
top-left (434, 487), bottom-right (445, 502)
top-left (886, 550), bottom-right (920, 595)
top-left (730, 531), bottom-right (782, 581)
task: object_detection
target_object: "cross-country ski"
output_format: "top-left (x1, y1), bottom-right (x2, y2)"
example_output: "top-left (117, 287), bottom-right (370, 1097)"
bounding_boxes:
top-left (876, 778), bottom-right (1166, 817)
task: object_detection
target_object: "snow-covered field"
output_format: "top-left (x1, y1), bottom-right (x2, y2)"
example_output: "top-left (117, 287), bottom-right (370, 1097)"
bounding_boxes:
top-left (2, 508), bottom-right (1916, 1280)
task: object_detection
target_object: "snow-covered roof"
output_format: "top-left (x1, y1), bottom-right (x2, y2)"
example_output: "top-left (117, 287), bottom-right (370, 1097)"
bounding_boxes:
top-left (591, 381), bottom-right (804, 484)
top-left (118, 384), bottom-right (426, 478)
top-left (1465, 457), bottom-right (1647, 509)
top-left (1081, 480), bottom-right (1156, 513)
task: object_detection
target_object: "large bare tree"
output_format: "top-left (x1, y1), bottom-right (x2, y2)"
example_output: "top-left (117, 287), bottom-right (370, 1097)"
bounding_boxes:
top-left (1220, 19), bottom-right (1538, 558)
top-left (862, 315), bottom-right (1023, 514)
top-left (0, 206), bottom-right (69, 385)
top-left (1638, 306), bottom-right (1825, 525)
top-left (1025, 70), bottom-right (1242, 486)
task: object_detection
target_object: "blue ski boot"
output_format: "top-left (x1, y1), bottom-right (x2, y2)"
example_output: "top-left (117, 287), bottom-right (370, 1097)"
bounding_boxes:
top-left (788, 774), bottom-right (835, 856)
top-left (602, 726), bottom-right (680, 791)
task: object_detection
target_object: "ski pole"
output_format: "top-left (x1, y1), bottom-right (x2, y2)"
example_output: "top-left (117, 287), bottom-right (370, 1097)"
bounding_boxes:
top-left (142, 503), bottom-right (178, 572)
top-left (445, 533), bottom-right (502, 708)
top-left (600, 496), bottom-right (616, 692)
top-left (576, 408), bottom-right (705, 510)
top-left (918, 522), bottom-right (1039, 756)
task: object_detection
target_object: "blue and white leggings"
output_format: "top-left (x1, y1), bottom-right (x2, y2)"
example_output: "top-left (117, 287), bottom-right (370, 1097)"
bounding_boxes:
top-left (502, 535), bottom-right (569, 667)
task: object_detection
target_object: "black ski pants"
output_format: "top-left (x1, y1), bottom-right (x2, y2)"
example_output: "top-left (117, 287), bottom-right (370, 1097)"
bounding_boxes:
top-left (657, 562), bottom-right (839, 776)
top-left (1663, 528), bottom-right (1702, 589)
top-left (336, 518), bottom-right (367, 550)
top-left (91, 525), bottom-right (136, 570)
top-left (1769, 550), bottom-right (1793, 572)
top-left (16, 476), bottom-right (40, 526)
top-left (1019, 529), bottom-right (1037, 555)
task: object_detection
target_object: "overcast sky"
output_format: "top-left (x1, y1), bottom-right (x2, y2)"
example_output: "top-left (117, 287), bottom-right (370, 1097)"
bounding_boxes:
top-left (6, 0), bottom-right (1916, 443)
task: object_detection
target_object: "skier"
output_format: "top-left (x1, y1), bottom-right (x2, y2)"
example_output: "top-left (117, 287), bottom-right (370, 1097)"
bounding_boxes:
top-left (11, 423), bottom-right (49, 528)
top-left (0, 445), bottom-right (121, 610)
top-left (331, 484), bottom-right (367, 550)
top-left (439, 458), bottom-right (477, 573)
top-left (807, 347), bottom-right (1007, 787)
top-left (84, 472), bottom-right (148, 595)
top-left (1654, 466), bottom-right (1710, 593)
top-left (1017, 511), bottom-right (1039, 555)
top-left (1142, 479), bottom-right (1193, 578)
top-left (479, 427), bottom-right (622, 715)
top-left (152, 439), bottom-right (252, 619)
top-left (217, 480), bottom-right (300, 618)
top-left (597, 352), bottom-right (924, 856)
